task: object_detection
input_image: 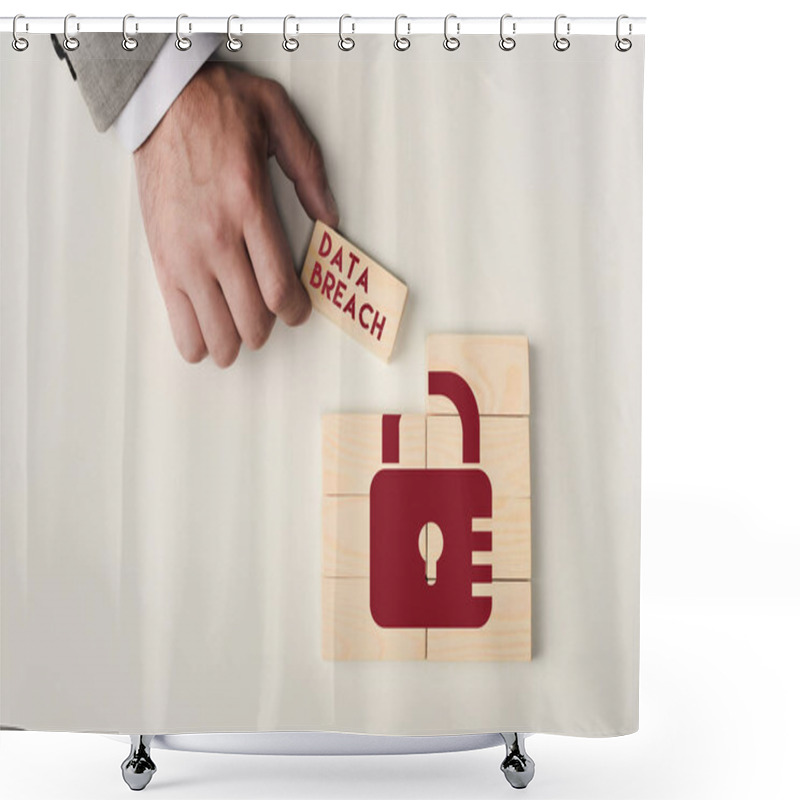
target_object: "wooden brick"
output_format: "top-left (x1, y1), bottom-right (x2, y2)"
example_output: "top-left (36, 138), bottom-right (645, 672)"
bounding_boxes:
top-left (302, 221), bottom-right (408, 362)
top-left (322, 577), bottom-right (426, 661)
top-left (322, 413), bottom-right (426, 495)
top-left (426, 581), bottom-right (532, 662)
top-left (424, 498), bottom-right (531, 581)
top-left (473, 497), bottom-right (531, 581)
top-left (426, 334), bottom-right (529, 416)
top-left (426, 415), bottom-right (530, 498)
top-left (322, 496), bottom-right (370, 578)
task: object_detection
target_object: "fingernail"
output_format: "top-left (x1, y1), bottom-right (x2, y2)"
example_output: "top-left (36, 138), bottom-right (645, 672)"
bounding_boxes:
top-left (325, 185), bottom-right (339, 225)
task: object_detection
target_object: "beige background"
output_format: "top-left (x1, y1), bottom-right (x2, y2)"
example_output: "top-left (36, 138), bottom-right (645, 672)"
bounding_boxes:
top-left (1, 33), bottom-right (643, 735)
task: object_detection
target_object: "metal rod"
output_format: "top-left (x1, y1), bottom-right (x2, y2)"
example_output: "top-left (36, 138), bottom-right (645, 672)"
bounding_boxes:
top-left (0, 16), bottom-right (646, 35)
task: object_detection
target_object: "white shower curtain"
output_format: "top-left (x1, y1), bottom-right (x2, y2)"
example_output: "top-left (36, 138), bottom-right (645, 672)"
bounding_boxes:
top-left (1, 31), bottom-right (644, 736)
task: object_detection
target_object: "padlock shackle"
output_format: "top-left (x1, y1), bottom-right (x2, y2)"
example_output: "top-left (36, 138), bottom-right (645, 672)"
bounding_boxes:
top-left (428, 371), bottom-right (481, 463)
top-left (381, 414), bottom-right (401, 464)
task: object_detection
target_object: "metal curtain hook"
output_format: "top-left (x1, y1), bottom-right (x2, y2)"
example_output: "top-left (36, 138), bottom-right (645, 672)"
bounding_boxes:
top-left (443, 14), bottom-right (460, 51)
top-left (122, 14), bottom-right (138, 51)
top-left (12, 14), bottom-right (29, 51)
top-left (227, 15), bottom-right (243, 51)
top-left (339, 14), bottom-right (355, 51)
top-left (63, 13), bottom-right (80, 51)
top-left (553, 14), bottom-right (570, 51)
top-left (394, 14), bottom-right (410, 50)
top-left (615, 14), bottom-right (632, 51)
top-left (499, 14), bottom-right (516, 51)
top-left (283, 15), bottom-right (299, 51)
top-left (175, 14), bottom-right (192, 50)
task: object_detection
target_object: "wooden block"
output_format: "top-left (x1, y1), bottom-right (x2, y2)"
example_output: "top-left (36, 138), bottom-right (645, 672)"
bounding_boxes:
top-left (323, 414), bottom-right (426, 496)
top-left (427, 334), bottom-right (529, 416)
top-left (424, 509), bottom-right (530, 581)
top-left (424, 498), bottom-right (531, 582)
top-left (426, 416), bottom-right (530, 498)
top-left (322, 577), bottom-right (426, 661)
top-left (480, 497), bottom-right (531, 581)
top-left (302, 221), bottom-right (408, 362)
top-left (426, 581), bottom-right (531, 662)
top-left (322, 496), bottom-right (370, 578)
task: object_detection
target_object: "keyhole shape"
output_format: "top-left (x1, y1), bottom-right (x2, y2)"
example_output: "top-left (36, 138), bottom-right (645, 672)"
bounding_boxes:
top-left (420, 522), bottom-right (444, 585)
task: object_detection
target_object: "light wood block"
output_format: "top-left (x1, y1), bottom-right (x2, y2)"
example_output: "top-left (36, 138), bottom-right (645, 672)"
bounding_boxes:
top-left (323, 496), bottom-right (529, 580)
top-left (302, 221), bottom-right (408, 362)
top-left (426, 581), bottom-right (532, 662)
top-left (426, 416), bottom-right (530, 498)
top-left (424, 497), bottom-right (531, 582)
top-left (323, 413), bottom-right (426, 496)
top-left (479, 497), bottom-right (531, 581)
top-left (426, 334), bottom-right (529, 416)
top-left (322, 577), bottom-right (426, 661)
top-left (322, 496), bottom-right (370, 578)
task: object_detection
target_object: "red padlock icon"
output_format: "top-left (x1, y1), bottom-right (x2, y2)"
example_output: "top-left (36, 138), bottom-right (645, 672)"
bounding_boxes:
top-left (369, 371), bottom-right (492, 629)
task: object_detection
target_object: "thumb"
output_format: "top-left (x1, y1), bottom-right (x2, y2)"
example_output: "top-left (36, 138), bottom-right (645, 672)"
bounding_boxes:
top-left (259, 78), bottom-right (339, 228)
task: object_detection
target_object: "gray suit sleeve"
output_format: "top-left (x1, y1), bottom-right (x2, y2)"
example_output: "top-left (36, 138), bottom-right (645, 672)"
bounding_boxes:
top-left (51, 33), bottom-right (170, 132)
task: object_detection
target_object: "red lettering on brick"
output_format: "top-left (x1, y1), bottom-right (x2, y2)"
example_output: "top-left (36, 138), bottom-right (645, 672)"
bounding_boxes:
top-left (333, 280), bottom-right (346, 309)
top-left (371, 312), bottom-right (386, 341)
top-left (321, 271), bottom-right (336, 300)
top-left (319, 231), bottom-right (332, 258)
top-left (310, 261), bottom-right (323, 289)
top-left (359, 303), bottom-right (373, 330)
top-left (347, 253), bottom-right (360, 280)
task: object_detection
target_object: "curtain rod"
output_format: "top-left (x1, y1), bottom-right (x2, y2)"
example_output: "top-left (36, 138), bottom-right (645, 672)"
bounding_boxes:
top-left (1, 16), bottom-right (646, 36)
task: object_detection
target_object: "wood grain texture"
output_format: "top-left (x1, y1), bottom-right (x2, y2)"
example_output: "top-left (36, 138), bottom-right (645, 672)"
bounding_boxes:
top-left (322, 496), bottom-right (370, 578)
top-left (322, 333), bottom-right (533, 660)
top-left (322, 577), bottom-right (426, 661)
top-left (302, 221), bottom-right (408, 361)
top-left (426, 581), bottom-right (532, 662)
top-left (427, 415), bottom-right (531, 498)
top-left (424, 497), bottom-right (532, 581)
top-left (426, 334), bottom-right (529, 416)
top-left (322, 413), bottom-right (426, 495)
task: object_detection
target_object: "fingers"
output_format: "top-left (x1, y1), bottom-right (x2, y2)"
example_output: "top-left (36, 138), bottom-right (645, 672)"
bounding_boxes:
top-left (218, 241), bottom-right (276, 350)
top-left (163, 287), bottom-right (208, 364)
top-left (244, 188), bottom-right (312, 328)
top-left (143, 72), bottom-right (332, 368)
top-left (162, 246), bottom-right (276, 367)
top-left (187, 276), bottom-right (242, 368)
top-left (259, 80), bottom-right (340, 228)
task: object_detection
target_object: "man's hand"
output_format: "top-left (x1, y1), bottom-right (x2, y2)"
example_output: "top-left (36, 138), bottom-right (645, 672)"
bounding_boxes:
top-left (133, 62), bottom-right (339, 367)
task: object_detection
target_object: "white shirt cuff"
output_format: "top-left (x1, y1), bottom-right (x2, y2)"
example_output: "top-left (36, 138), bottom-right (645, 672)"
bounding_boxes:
top-left (113, 34), bottom-right (224, 152)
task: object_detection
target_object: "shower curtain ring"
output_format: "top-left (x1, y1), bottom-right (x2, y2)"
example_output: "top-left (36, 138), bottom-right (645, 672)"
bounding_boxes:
top-left (339, 14), bottom-right (355, 51)
top-left (63, 13), bottom-right (80, 51)
top-left (227, 15), bottom-right (243, 51)
top-left (553, 14), bottom-right (570, 51)
top-left (394, 14), bottom-right (410, 50)
top-left (12, 14), bottom-right (29, 52)
top-left (175, 14), bottom-right (192, 50)
top-left (443, 14), bottom-right (460, 51)
top-left (283, 15), bottom-right (299, 51)
top-left (615, 14), bottom-right (632, 51)
top-left (122, 14), bottom-right (138, 51)
top-left (499, 14), bottom-right (516, 51)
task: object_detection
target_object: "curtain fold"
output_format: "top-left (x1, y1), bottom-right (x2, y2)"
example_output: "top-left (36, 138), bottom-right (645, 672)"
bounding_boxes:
top-left (1, 32), bottom-right (644, 736)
